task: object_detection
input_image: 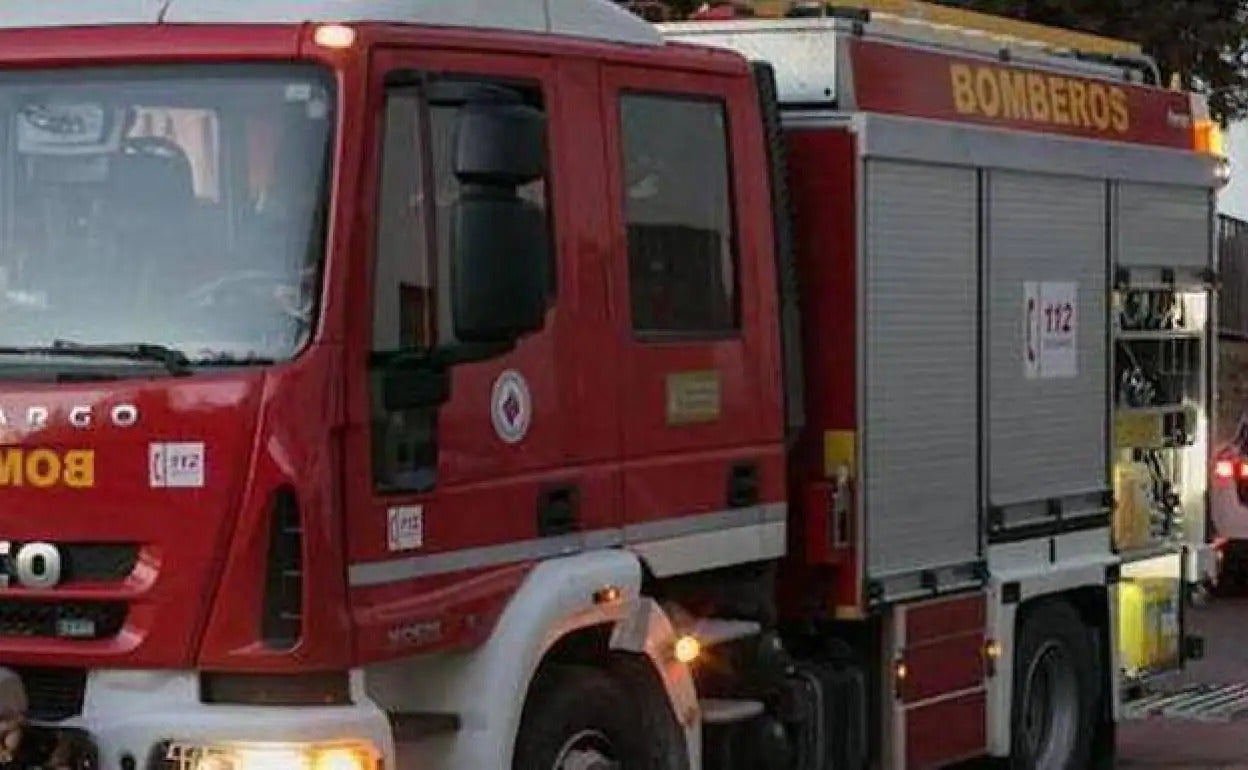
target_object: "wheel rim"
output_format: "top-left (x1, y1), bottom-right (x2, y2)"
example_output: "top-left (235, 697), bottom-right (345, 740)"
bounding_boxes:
top-left (552, 729), bottom-right (620, 770)
top-left (1020, 640), bottom-right (1079, 769)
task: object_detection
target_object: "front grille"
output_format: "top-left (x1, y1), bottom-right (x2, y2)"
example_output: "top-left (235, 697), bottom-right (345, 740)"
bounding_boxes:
top-left (62, 544), bottom-right (140, 583)
top-left (0, 543), bottom-right (139, 584)
top-left (0, 601), bottom-right (126, 640)
top-left (14, 666), bottom-right (87, 721)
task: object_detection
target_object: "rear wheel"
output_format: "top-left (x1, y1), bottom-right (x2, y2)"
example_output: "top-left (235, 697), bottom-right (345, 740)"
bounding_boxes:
top-left (1010, 601), bottom-right (1098, 770)
top-left (514, 663), bottom-right (685, 770)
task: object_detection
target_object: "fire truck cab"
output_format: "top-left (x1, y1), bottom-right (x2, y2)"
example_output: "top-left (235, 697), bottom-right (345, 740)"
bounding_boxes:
top-left (0, 1), bottom-right (1224, 770)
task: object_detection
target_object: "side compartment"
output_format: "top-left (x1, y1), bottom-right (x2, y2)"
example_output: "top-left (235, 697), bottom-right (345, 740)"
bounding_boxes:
top-left (883, 592), bottom-right (989, 770)
top-left (985, 171), bottom-right (1111, 541)
top-left (861, 160), bottom-right (981, 602)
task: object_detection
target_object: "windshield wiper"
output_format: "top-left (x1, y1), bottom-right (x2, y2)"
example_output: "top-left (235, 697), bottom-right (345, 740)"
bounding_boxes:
top-left (52, 340), bottom-right (191, 376)
top-left (190, 352), bottom-right (279, 367)
top-left (0, 340), bottom-right (191, 376)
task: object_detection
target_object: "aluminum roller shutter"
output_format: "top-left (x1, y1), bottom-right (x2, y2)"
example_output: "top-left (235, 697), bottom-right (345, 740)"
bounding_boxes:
top-left (864, 160), bottom-right (979, 579)
top-left (987, 171), bottom-right (1108, 507)
top-left (1118, 183), bottom-right (1212, 269)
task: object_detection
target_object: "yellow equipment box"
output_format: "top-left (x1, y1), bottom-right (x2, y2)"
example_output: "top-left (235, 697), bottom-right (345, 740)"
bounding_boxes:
top-left (1119, 578), bottom-right (1181, 677)
top-left (1113, 464), bottom-right (1153, 552)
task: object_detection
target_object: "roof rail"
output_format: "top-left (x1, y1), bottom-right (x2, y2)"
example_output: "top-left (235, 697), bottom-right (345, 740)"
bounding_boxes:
top-left (738, 0), bottom-right (1159, 84)
top-left (750, 0), bottom-right (1143, 57)
top-left (1059, 50), bottom-right (1162, 86)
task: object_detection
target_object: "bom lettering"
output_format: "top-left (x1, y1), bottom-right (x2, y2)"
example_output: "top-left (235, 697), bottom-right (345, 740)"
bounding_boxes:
top-left (950, 63), bottom-right (1130, 134)
top-left (0, 448), bottom-right (95, 488)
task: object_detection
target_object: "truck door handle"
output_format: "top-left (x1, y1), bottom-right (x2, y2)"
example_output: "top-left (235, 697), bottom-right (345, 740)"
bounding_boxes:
top-left (727, 463), bottom-right (760, 509)
top-left (537, 485), bottom-right (580, 538)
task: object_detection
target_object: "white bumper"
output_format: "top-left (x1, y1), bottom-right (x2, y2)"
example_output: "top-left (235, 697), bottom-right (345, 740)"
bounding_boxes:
top-left (42, 670), bottom-right (393, 770)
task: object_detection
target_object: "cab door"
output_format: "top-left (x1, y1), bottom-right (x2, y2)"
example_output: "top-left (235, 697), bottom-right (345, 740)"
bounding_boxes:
top-left (341, 46), bottom-right (621, 661)
top-left (600, 64), bottom-right (785, 575)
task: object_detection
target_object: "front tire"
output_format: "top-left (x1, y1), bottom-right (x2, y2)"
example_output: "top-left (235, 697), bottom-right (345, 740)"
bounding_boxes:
top-left (514, 663), bottom-right (684, 770)
top-left (1010, 601), bottom-right (1098, 770)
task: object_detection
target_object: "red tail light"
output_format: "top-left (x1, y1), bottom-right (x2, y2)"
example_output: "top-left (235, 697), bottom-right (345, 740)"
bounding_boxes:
top-left (1214, 458), bottom-right (1248, 481)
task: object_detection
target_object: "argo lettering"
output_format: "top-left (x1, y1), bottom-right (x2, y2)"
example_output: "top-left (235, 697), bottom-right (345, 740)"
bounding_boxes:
top-left (0, 448), bottom-right (95, 488)
top-left (0, 403), bottom-right (139, 430)
top-left (950, 63), bottom-right (1130, 134)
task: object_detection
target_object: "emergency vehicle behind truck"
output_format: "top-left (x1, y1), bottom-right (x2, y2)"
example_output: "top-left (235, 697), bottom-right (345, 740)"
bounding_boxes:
top-left (0, 1), bottom-right (1225, 769)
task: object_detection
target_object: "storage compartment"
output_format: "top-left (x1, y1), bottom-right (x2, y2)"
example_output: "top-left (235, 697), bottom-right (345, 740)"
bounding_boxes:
top-left (986, 171), bottom-right (1111, 536)
top-left (1111, 285), bottom-right (1211, 557)
top-left (861, 160), bottom-right (979, 590)
top-left (1117, 183), bottom-right (1212, 269)
top-left (1118, 576), bottom-right (1182, 678)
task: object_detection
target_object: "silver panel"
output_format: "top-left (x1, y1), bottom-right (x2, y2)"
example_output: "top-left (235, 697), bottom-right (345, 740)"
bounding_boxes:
top-left (988, 172), bottom-right (1108, 506)
top-left (854, 114), bottom-right (1220, 189)
top-left (0, 0), bottom-right (665, 45)
top-left (0, 0), bottom-right (159, 26)
top-left (1117, 183), bottom-right (1214, 268)
top-left (863, 160), bottom-right (979, 578)
top-left (662, 19), bottom-right (841, 105)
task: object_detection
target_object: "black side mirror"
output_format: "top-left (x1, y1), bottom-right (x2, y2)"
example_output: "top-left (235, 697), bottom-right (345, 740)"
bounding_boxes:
top-left (451, 102), bottom-right (551, 344)
top-left (455, 103), bottom-right (545, 186)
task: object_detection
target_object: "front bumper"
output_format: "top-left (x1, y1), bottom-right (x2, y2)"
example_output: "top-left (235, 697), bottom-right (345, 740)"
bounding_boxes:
top-left (13, 671), bottom-right (393, 770)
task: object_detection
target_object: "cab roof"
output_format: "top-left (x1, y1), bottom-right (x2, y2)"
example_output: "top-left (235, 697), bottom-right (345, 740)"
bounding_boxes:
top-left (0, 0), bottom-right (664, 47)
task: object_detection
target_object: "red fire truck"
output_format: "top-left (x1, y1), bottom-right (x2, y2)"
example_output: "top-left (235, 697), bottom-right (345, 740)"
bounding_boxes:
top-left (0, 1), bottom-right (1224, 769)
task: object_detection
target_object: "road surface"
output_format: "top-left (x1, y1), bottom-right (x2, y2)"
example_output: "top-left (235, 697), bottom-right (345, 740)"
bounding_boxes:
top-left (1119, 597), bottom-right (1248, 769)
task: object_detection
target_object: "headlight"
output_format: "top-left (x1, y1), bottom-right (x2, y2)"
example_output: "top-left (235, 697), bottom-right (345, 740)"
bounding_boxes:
top-left (165, 742), bottom-right (378, 770)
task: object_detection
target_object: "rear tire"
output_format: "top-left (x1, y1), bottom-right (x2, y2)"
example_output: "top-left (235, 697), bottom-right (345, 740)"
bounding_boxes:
top-left (514, 663), bottom-right (685, 770)
top-left (1009, 601), bottom-right (1098, 770)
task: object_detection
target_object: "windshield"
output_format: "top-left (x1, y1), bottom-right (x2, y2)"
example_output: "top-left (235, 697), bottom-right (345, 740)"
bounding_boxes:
top-left (0, 64), bottom-right (334, 368)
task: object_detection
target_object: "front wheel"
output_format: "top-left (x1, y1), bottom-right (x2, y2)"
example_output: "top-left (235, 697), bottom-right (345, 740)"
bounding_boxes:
top-left (1010, 601), bottom-right (1099, 770)
top-left (514, 663), bottom-right (684, 770)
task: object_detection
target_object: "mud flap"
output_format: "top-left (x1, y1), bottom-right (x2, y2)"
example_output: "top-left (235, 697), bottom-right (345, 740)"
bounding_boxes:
top-left (785, 661), bottom-right (868, 770)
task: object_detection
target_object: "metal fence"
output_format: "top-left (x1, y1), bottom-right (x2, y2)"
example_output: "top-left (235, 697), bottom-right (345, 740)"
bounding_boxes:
top-left (1220, 213), bottom-right (1248, 338)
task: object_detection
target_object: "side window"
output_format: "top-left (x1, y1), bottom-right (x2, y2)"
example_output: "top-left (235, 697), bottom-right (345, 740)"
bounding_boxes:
top-left (620, 93), bottom-right (738, 337)
top-left (373, 89), bottom-right (433, 353)
top-left (370, 76), bottom-right (552, 493)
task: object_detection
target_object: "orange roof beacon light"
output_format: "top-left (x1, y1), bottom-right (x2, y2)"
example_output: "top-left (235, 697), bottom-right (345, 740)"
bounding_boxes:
top-left (1188, 93), bottom-right (1231, 187)
top-left (313, 24), bottom-right (357, 50)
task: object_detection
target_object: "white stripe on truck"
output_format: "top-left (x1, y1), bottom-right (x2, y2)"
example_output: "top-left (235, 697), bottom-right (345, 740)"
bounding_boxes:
top-left (348, 502), bottom-right (788, 587)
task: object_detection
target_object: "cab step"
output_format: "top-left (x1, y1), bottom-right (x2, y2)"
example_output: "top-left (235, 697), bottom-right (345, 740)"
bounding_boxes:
top-left (700, 698), bottom-right (765, 725)
top-left (681, 619), bottom-right (761, 648)
top-left (389, 711), bottom-right (461, 741)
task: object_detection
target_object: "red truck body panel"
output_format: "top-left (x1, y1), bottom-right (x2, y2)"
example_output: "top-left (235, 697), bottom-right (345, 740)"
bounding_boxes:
top-left (782, 127), bottom-right (862, 616)
top-left (846, 37), bottom-right (1194, 149)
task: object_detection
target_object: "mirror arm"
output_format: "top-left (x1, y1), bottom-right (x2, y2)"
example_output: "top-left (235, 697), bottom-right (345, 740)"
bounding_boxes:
top-left (372, 340), bottom-right (518, 375)
top-left (431, 340), bottom-right (516, 366)
top-left (374, 341), bottom-right (517, 413)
